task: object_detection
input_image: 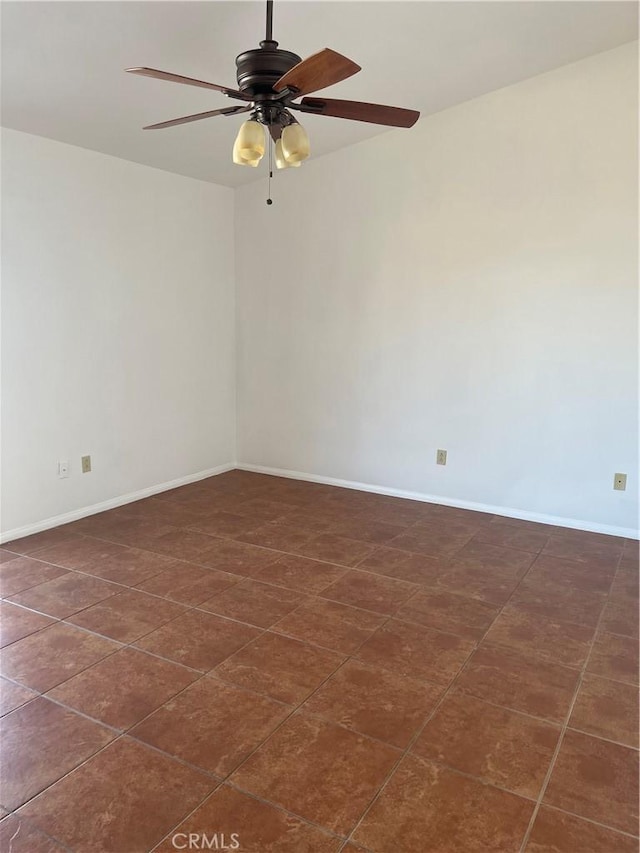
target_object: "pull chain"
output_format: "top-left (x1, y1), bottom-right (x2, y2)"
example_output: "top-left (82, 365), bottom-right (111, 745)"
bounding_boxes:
top-left (267, 134), bottom-right (273, 205)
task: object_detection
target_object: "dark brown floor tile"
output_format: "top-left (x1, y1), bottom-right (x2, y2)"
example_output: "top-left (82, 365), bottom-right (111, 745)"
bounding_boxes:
top-left (294, 534), bottom-right (376, 567)
top-left (7, 573), bottom-right (119, 619)
top-left (232, 497), bottom-right (297, 522)
top-left (569, 673), bottom-right (639, 747)
top-left (1, 696), bottom-right (115, 809)
top-left (236, 522), bottom-right (317, 553)
top-left (186, 510), bottom-right (261, 538)
top-left (413, 693), bottom-right (559, 798)
top-left (437, 561), bottom-right (522, 606)
top-left (352, 753), bottom-right (534, 853)
top-left (25, 536), bottom-right (130, 570)
top-left (542, 533), bottom-right (624, 569)
top-left (358, 547), bottom-right (447, 586)
top-left (0, 815), bottom-right (67, 852)
top-left (544, 730), bottom-right (639, 834)
top-left (600, 596), bottom-right (639, 639)
top-left (610, 567), bottom-right (639, 601)
top-left (449, 540), bottom-right (536, 574)
top-left (2, 528), bottom-right (81, 556)
top-left (231, 713), bottom-right (399, 836)
top-left (619, 548), bottom-right (640, 572)
top-left (0, 602), bottom-right (55, 647)
top-left (116, 497), bottom-right (205, 528)
top-left (525, 805), bottom-right (640, 852)
top-left (485, 607), bottom-right (593, 668)
top-left (304, 659), bottom-right (442, 748)
top-left (390, 524), bottom-right (474, 558)
top-left (415, 505), bottom-right (495, 528)
top-left (273, 598), bottom-right (385, 654)
top-left (320, 570), bottom-right (418, 615)
top-left (329, 518), bottom-right (407, 545)
top-left (254, 554), bottom-right (348, 594)
top-left (587, 631), bottom-right (639, 685)
top-left (455, 644), bottom-right (580, 722)
top-left (92, 518), bottom-right (174, 550)
top-left (0, 548), bottom-right (20, 562)
top-left (197, 539), bottom-right (281, 576)
top-left (215, 631), bottom-right (343, 704)
top-left (528, 556), bottom-right (615, 595)
top-left (356, 619), bottom-right (475, 685)
top-left (144, 529), bottom-right (219, 561)
top-left (199, 580), bottom-right (306, 628)
top-left (154, 785), bottom-right (342, 852)
top-left (77, 547), bottom-right (180, 586)
top-left (472, 522), bottom-right (551, 553)
top-left (509, 578), bottom-right (606, 628)
top-left (282, 508), bottom-right (343, 532)
top-left (397, 589), bottom-right (498, 640)
top-left (136, 562), bottom-right (239, 606)
top-left (17, 737), bottom-right (216, 853)
top-left (0, 676), bottom-right (38, 716)
top-left (0, 558), bottom-right (69, 598)
top-left (47, 646), bottom-right (199, 729)
top-left (67, 589), bottom-right (187, 643)
top-left (134, 609), bottom-right (260, 671)
top-left (131, 677), bottom-right (289, 775)
top-left (0, 623), bottom-right (119, 692)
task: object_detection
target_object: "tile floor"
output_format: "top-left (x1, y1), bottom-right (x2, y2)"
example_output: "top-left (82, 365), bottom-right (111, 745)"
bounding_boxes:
top-left (0, 469), bottom-right (638, 852)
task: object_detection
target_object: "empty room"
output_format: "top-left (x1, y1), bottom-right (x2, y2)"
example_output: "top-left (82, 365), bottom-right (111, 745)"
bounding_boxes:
top-left (1, 1), bottom-right (638, 851)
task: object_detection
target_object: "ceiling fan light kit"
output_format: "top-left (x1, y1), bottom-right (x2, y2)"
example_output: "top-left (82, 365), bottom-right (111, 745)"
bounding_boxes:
top-left (126, 0), bottom-right (419, 189)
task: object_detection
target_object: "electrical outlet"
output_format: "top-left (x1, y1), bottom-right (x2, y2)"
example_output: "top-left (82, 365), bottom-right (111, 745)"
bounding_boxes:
top-left (437, 449), bottom-right (447, 466)
top-left (81, 455), bottom-right (92, 474)
top-left (57, 460), bottom-right (69, 478)
top-left (613, 473), bottom-right (627, 491)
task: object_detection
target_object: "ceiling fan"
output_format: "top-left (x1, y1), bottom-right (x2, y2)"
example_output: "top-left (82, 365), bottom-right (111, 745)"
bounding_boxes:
top-left (126, 0), bottom-right (420, 171)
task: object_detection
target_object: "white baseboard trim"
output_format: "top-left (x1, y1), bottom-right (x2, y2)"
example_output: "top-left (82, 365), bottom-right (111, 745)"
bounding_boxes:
top-left (237, 463), bottom-right (639, 540)
top-left (1, 463), bottom-right (236, 544)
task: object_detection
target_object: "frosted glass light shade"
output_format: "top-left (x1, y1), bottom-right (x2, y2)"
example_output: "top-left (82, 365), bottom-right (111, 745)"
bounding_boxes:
top-left (232, 137), bottom-right (260, 167)
top-left (234, 120), bottom-right (265, 162)
top-left (281, 123), bottom-right (310, 164)
top-left (274, 138), bottom-right (301, 169)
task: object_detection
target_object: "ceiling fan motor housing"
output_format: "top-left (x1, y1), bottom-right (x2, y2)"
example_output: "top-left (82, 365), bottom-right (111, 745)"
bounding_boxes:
top-left (235, 41), bottom-right (301, 96)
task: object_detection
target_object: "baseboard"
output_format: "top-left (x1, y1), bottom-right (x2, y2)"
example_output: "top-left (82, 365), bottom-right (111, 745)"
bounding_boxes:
top-left (237, 463), bottom-right (639, 540)
top-left (0, 462), bottom-right (236, 544)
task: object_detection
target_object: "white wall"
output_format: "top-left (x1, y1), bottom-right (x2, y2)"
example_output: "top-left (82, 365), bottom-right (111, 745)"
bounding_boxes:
top-left (236, 43), bottom-right (639, 535)
top-left (1, 129), bottom-right (236, 535)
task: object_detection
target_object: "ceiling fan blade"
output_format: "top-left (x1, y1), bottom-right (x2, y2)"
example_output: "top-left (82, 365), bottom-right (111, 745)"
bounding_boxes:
top-left (299, 97), bottom-right (420, 128)
top-left (143, 105), bottom-right (251, 130)
top-left (273, 49), bottom-right (360, 96)
top-left (125, 67), bottom-right (249, 100)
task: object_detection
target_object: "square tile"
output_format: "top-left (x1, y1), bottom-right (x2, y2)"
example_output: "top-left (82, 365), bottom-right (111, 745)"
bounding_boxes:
top-left (0, 602), bottom-right (55, 648)
top-left (136, 563), bottom-right (240, 606)
top-left (154, 785), bottom-right (341, 852)
top-left (303, 659), bottom-right (442, 748)
top-left (1, 696), bottom-right (115, 809)
top-left (144, 529), bottom-right (220, 561)
top-left (2, 528), bottom-right (81, 556)
top-left (67, 589), bottom-right (187, 643)
top-left (587, 631), bottom-right (639, 684)
top-left (24, 537), bottom-right (130, 571)
top-left (320, 570), bottom-right (418, 615)
top-left (508, 578), bottom-right (606, 629)
top-left (0, 558), bottom-right (68, 598)
top-left (397, 589), bottom-right (498, 640)
top-left (199, 580), bottom-right (306, 628)
top-left (525, 805), bottom-right (640, 853)
top-left (356, 619), bottom-right (475, 685)
top-left (412, 693), bottom-right (559, 798)
top-left (542, 533), bottom-right (623, 568)
top-left (0, 623), bottom-right (120, 692)
top-left (569, 673), bottom-right (639, 747)
top-left (471, 522), bottom-right (551, 553)
top-left (254, 554), bottom-right (348, 594)
top-left (455, 644), bottom-right (579, 722)
top-left (273, 598), bottom-right (385, 654)
top-left (215, 631), bottom-right (344, 704)
top-left (358, 547), bottom-right (447, 586)
top-left (235, 522), bottom-right (317, 552)
top-left (231, 713), bottom-right (399, 835)
top-left (544, 729), bottom-right (639, 834)
top-left (600, 596), bottom-right (639, 639)
top-left (0, 815), bottom-right (67, 852)
top-left (46, 647), bottom-right (200, 729)
top-left (526, 556), bottom-right (615, 595)
top-left (130, 677), bottom-right (289, 776)
top-left (352, 753), bottom-right (534, 853)
top-left (293, 534), bottom-right (375, 567)
top-left (7, 573), bottom-right (119, 619)
top-left (76, 547), bottom-right (180, 586)
top-left (186, 510), bottom-right (261, 538)
top-left (389, 524), bottom-right (474, 558)
top-left (437, 562), bottom-right (523, 606)
top-left (0, 676), bottom-right (38, 716)
top-left (134, 609), bottom-right (260, 671)
top-left (17, 737), bottom-right (216, 852)
top-left (329, 518), bottom-right (407, 545)
top-left (197, 539), bottom-right (281, 576)
top-left (484, 607), bottom-right (593, 668)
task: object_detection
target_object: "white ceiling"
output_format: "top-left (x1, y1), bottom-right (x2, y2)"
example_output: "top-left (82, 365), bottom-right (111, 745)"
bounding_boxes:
top-left (2, 1), bottom-right (637, 187)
